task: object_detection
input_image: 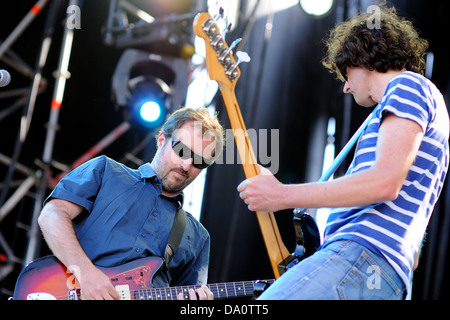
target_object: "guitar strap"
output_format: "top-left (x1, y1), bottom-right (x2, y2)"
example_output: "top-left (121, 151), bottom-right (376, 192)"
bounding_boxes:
top-left (292, 105), bottom-right (381, 261)
top-left (164, 207), bottom-right (187, 267)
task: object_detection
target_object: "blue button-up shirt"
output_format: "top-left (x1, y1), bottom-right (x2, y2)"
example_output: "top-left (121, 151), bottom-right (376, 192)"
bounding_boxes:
top-left (45, 155), bottom-right (210, 287)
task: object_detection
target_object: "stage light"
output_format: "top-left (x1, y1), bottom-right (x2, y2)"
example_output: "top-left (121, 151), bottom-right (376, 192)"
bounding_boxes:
top-left (299, 0), bottom-right (334, 16)
top-left (112, 49), bottom-right (189, 130)
top-left (140, 101), bottom-right (162, 123)
top-left (126, 74), bottom-right (172, 128)
top-left (104, 0), bottom-right (198, 58)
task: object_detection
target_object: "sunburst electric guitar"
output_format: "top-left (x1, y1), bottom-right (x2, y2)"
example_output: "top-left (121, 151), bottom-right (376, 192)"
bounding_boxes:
top-left (13, 255), bottom-right (273, 300)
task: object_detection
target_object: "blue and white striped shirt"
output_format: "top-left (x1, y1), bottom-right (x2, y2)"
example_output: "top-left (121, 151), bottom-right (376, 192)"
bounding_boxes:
top-left (323, 72), bottom-right (449, 294)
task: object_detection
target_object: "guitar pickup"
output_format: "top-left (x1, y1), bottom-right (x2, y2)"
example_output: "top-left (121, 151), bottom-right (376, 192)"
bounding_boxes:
top-left (115, 285), bottom-right (131, 300)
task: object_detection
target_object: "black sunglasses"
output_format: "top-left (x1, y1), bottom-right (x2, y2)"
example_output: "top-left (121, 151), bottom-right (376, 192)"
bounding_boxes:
top-left (171, 135), bottom-right (213, 169)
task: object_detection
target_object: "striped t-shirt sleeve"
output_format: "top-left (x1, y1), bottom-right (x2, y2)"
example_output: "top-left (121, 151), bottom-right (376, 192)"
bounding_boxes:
top-left (381, 73), bottom-right (431, 132)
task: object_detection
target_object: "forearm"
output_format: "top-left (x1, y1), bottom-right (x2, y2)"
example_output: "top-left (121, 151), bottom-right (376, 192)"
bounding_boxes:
top-left (38, 199), bottom-right (120, 300)
top-left (281, 166), bottom-right (400, 210)
top-left (38, 202), bottom-right (95, 277)
top-left (239, 164), bottom-right (402, 213)
top-left (239, 115), bottom-right (423, 214)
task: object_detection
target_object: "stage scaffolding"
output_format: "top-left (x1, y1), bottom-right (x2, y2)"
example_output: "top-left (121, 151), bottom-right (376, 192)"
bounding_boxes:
top-left (0, 0), bottom-right (205, 299)
top-left (0, 0), bottom-right (82, 297)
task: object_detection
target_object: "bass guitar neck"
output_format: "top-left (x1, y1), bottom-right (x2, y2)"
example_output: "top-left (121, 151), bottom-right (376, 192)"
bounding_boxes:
top-left (193, 12), bottom-right (291, 278)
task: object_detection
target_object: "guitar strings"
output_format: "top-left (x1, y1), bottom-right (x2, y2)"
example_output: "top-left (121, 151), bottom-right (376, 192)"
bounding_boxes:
top-left (31, 280), bottom-right (261, 300)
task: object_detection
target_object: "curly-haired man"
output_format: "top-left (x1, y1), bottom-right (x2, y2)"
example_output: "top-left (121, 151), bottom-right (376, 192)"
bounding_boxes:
top-left (237, 6), bottom-right (449, 299)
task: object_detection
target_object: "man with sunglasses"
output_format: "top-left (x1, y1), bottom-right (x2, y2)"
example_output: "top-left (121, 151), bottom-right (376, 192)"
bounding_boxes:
top-left (38, 107), bottom-right (224, 300)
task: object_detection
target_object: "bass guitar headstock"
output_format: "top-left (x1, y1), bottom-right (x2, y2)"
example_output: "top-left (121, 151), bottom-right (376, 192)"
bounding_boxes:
top-left (193, 11), bottom-right (250, 91)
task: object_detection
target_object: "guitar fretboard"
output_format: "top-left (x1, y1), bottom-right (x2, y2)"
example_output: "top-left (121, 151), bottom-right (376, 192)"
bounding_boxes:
top-left (134, 280), bottom-right (269, 300)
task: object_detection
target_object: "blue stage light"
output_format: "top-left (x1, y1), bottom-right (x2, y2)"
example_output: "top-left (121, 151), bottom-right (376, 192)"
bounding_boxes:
top-left (139, 101), bottom-right (162, 123)
top-left (112, 49), bottom-right (189, 131)
top-left (127, 76), bottom-right (171, 129)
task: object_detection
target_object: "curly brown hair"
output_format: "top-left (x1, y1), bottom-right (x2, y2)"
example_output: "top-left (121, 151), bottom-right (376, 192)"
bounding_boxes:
top-left (322, 5), bottom-right (428, 81)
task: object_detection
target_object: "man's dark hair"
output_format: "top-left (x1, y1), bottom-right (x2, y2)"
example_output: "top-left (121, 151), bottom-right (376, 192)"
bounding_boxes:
top-left (322, 5), bottom-right (429, 81)
top-left (158, 106), bottom-right (225, 158)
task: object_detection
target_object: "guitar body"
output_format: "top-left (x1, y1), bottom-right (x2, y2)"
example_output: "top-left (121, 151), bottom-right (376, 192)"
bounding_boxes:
top-left (13, 255), bottom-right (162, 300)
top-left (14, 255), bottom-right (270, 300)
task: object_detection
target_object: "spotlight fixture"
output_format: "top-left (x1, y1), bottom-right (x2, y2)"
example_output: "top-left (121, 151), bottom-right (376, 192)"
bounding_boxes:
top-left (127, 75), bottom-right (171, 127)
top-left (112, 49), bottom-right (189, 129)
top-left (103, 0), bottom-right (199, 59)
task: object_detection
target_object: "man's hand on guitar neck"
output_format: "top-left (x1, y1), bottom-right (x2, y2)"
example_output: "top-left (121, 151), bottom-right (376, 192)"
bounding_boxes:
top-left (177, 285), bottom-right (214, 300)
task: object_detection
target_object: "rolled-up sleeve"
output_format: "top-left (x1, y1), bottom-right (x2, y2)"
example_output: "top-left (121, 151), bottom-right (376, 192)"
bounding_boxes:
top-left (45, 156), bottom-right (107, 212)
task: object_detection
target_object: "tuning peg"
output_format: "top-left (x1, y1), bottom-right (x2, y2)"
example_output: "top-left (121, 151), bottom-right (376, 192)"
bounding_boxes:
top-left (203, 9), bottom-right (223, 37)
top-left (204, 8), bottom-right (227, 37)
top-left (226, 22), bottom-right (232, 33)
top-left (222, 22), bottom-right (232, 39)
top-left (213, 7), bottom-right (225, 21)
top-left (235, 51), bottom-right (251, 64)
top-left (219, 38), bottom-right (242, 63)
top-left (210, 32), bottom-right (224, 48)
top-left (202, 18), bottom-right (216, 36)
top-left (226, 51), bottom-right (251, 80)
top-left (229, 38), bottom-right (242, 51)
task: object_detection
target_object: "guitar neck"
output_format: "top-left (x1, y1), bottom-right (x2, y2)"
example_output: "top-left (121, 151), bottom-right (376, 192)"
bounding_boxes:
top-left (193, 11), bottom-right (292, 279)
top-left (134, 280), bottom-right (270, 300)
top-left (219, 88), bottom-right (259, 177)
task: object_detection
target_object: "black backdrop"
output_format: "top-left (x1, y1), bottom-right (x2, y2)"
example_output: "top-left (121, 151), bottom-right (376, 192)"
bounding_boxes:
top-left (200, 0), bottom-right (450, 300)
top-left (0, 0), bottom-right (449, 299)
top-left (201, 3), bottom-right (339, 283)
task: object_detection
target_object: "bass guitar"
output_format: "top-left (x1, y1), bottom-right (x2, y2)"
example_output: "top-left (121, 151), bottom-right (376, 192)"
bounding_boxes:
top-left (193, 12), bottom-right (293, 278)
top-left (13, 255), bottom-right (273, 300)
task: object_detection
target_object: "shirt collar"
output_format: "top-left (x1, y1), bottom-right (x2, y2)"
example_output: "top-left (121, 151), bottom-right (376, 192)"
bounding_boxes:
top-left (138, 163), bottom-right (184, 208)
top-left (138, 162), bottom-right (158, 180)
